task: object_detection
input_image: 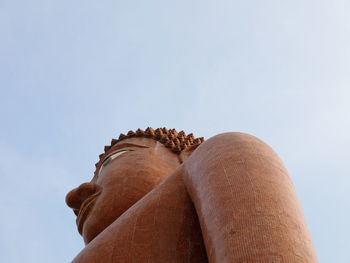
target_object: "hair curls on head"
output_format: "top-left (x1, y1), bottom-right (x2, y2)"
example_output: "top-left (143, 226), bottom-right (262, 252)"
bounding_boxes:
top-left (94, 127), bottom-right (204, 176)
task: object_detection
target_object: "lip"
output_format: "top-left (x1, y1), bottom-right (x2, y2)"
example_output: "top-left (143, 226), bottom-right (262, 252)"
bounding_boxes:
top-left (76, 191), bottom-right (101, 234)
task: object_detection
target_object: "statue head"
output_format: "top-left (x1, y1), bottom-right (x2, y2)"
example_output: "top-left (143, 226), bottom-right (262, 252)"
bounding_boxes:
top-left (65, 128), bottom-right (204, 244)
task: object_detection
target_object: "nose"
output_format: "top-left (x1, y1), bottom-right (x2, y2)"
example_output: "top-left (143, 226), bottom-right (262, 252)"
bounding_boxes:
top-left (65, 182), bottom-right (101, 216)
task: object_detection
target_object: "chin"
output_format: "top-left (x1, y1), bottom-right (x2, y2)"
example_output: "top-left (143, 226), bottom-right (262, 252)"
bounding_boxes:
top-left (82, 210), bottom-right (126, 244)
top-left (81, 194), bottom-right (148, 243)
top-left (82, 216), bottom-right (110, 244)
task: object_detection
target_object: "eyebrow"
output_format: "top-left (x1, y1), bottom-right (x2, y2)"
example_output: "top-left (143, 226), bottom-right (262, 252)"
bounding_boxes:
top-left (101, 143), bottom-right (149, 162)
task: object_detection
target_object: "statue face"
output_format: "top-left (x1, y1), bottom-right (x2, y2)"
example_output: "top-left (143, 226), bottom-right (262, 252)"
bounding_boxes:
top-left (66, 137), bottom-right (181, 244)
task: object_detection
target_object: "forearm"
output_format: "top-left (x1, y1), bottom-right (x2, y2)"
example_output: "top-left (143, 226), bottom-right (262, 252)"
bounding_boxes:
top-left (183, 132), bottom-right (317, 263)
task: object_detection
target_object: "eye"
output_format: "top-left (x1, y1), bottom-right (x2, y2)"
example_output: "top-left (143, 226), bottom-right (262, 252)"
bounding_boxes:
top-left (102, 150), bottom-right (130, 167)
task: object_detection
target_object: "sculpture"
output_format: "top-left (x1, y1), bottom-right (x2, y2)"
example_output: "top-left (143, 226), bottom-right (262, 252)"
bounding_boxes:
top-left (66, 128), bottom-right (318, 262)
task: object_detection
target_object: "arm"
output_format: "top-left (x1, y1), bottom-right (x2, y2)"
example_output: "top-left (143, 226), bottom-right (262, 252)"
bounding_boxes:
top-left (182, 132), bottom-right (317, 262)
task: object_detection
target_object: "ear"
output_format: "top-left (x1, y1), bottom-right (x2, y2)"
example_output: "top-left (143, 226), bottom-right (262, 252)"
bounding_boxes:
top-left (179, 144), bottom-right (201, 163)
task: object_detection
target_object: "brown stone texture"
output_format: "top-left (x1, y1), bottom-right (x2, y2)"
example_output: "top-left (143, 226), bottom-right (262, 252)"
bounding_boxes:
top-left (66, 131), bottom-right (318, 263)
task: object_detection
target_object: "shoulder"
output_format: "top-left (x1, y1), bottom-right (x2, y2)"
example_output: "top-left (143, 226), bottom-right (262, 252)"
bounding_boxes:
top-left (202, 132), bottom-right (267, 147)
top-left (183, 132), bottom-right (285, 175)
top-left (191, 132), bottom-right (274, 158)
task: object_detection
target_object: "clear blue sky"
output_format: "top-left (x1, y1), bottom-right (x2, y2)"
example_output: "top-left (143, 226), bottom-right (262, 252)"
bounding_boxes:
top-left (1, 0), bottom-right (349, 262)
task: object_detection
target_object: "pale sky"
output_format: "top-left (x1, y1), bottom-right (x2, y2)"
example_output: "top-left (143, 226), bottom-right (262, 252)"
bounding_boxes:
top-left (1, 1), bottom-right (350, 262)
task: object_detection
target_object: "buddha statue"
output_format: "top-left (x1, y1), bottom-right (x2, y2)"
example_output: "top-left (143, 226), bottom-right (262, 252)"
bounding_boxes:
top-left (66, 128), bottom-right (318, 262)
